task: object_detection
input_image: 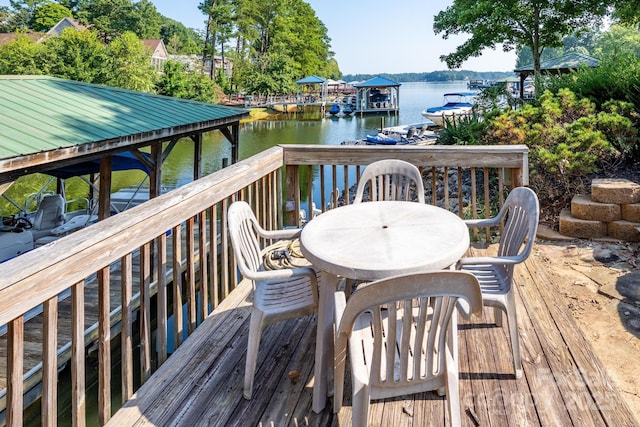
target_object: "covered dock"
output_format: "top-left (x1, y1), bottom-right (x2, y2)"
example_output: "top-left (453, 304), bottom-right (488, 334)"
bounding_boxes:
top-left (0, 75), bottom-right (248, 416)
top-left (514, 52), bottom-right (599, 99)
top-left (354, 76), bottom-right (400, 115)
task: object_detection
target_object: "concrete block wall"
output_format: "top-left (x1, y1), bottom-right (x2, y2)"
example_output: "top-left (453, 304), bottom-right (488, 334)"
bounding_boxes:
top-left (559, 178), bottom-right (640, 241)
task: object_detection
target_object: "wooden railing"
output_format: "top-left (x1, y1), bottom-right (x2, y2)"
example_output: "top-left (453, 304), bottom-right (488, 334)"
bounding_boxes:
top-left (0, 144), bottom-right (527, 426)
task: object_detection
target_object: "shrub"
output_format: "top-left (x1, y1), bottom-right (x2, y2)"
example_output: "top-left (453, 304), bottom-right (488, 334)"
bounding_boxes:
top-left (485, 88), bottom-right (630, 204)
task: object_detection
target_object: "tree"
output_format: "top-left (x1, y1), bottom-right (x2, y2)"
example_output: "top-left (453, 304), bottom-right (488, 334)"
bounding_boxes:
top-left (0, 33), bottom-right (43, 74)
top-left (30, 2), bottom-right (73, 32)
top-left (199, 0), bottom-right (233, 79)
top-left (39, 27), bottom-right (108, 83)
top-left (433, 0), bottom-right (609, 80)
top-left (104, 31), bottom-right (157, 92)
top-left (156, 59), bottom-right (219, 102)
top-left (160, 18), bottom-right (203, 54)
top-left (0, 6), bottom-right (11, 32)
top-left (76, 0), bottom-right (161, 42)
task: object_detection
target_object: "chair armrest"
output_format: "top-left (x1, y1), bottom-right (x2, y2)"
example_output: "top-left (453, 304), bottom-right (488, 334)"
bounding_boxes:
top-left (244, 266), bottom-right (317, 282)
top-left (257, 227), bottom-right (301, 240)
top-left (458, 255), bottom-right (524, 266)
top-left (464, 217), bottom-right (501, 229)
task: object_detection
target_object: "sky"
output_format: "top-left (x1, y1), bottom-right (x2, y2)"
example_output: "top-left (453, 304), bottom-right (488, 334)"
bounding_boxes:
top-left (147, 0), bottom-right (517, 74)
top-left (1, 0), bottom-right (518, 74)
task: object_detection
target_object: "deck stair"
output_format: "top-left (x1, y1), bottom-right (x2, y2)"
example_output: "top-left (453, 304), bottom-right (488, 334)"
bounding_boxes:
top-left (560, 178), bottom-right (640, 241)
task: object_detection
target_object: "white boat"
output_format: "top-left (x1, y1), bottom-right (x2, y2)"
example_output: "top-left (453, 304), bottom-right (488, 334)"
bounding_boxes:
top-left (0, 193), bottom-right (98, 262)
top-left (380, 121), bottom-right (439, 145)
top-left (421, 92), bottom-right (477, 126)
top-left (0, 152), bottom-right (154, 263)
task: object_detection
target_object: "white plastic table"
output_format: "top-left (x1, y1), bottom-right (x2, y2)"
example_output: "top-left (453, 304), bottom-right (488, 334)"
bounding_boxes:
top-left (300, 200), bottom-right (470, 412)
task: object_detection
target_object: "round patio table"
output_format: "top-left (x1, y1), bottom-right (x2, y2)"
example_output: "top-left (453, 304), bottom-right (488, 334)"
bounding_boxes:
top-left (299, 200), bottom-right (470, 412)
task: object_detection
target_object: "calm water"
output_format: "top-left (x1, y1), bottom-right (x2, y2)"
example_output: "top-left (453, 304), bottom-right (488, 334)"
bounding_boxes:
top-left (196, 80), bottom-right (468, 213)
top-left (1, 81), bottom-right (469, 216)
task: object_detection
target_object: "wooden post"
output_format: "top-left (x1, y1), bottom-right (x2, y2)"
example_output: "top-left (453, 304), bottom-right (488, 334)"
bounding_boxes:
top-left (193, 133), bottom-right (202, 180)
top-left (99, 157), bottom-right (112, 220)
top-left (285, 165), bottom-right (300, 227)
top-left (150, 143), bottom-right (163, 198)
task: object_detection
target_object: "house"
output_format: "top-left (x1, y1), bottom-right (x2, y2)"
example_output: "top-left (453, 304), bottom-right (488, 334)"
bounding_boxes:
top-left (169, 54), bottom-right (233, 78)
top-left (44, 16), bottom-right (85, 38)
top-left (142, 39), bottom-right (168, 71)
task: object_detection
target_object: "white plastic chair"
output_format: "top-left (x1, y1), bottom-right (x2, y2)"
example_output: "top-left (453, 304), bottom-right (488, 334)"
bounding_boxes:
top-left (227, 201), bottom-right (319, 399)
top-left (458, 186), bottom-right (539, 378)
top-left (333, 271), bottom-right (482, 427)
top-left (354, 159), bottom-right (425, 203)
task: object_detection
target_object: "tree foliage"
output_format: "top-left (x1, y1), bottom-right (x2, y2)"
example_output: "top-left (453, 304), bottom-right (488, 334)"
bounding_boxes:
top-left (75, 0), bottom-right (161, 42)
top-left (199, 0), bottom-right (336, 93)
top-left (433, 0), bottom-right (609, 79)
top-left (30, 2), bottom-right (72, 32)
top-left (484, 89), bottom-right (636, 203)
top-left (156, 60), bottom-right (220, 102)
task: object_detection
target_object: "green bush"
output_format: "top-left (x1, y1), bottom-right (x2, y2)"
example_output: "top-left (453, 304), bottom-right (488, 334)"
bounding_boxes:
top-left (485, 88), bottom-right (631, 203)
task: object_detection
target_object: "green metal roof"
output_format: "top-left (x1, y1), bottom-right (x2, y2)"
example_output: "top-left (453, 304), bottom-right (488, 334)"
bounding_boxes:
top-left (296, 75), bottom-right (326, 84)
top-left (354, 76), bottom-right (400, 88)
top-left (515, 52), bottom-right (599, 73)
top-left (0, 75), bottom-right (249, 165)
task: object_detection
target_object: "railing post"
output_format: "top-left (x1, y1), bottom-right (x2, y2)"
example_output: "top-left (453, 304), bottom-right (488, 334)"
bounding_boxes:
top-left (285, 164), bottom-right (300, 227)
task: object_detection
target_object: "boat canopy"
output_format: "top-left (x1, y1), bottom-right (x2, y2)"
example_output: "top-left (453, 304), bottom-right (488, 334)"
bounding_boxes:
top-left (44, 151), bottom-right (151, 179)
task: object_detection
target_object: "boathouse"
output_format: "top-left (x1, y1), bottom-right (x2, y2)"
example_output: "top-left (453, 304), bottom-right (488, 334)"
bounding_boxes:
top-left (0, 75), bottom-right (249, 218)
top-left (514, 52), bottom-right (599, 99)
top-left (353, 75), bottom-right (400, 115)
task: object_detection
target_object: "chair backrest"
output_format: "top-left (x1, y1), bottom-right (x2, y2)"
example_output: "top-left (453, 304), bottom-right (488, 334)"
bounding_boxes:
top-left (32, 194), bottom-right (65, 230)
top-left (354, 159), bottom-right (425, 203)
top-left (227, 201), bottom-right (263, 278)
top-left (497, 187), bottom-right (540, 261)
top-left (336, 271), bottom-right (482, 397)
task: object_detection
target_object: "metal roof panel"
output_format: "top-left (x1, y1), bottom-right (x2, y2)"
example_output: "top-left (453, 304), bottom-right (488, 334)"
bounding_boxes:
top-left (0, 75), bottom-right (249, 162)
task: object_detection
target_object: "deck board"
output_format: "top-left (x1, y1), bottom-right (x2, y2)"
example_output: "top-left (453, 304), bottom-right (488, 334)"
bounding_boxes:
top-left (103, 244), bottom-right (638, 426)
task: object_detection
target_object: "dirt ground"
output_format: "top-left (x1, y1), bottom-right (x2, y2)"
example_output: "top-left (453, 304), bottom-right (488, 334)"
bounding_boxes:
top-left (533, 226), bottom-right (640, 420)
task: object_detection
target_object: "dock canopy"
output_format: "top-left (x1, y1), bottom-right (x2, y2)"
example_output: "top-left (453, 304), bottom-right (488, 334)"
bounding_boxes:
top-left (514, 52), bottom-right (599, 98)
top-left (353, 76), bottom-right (401, 115)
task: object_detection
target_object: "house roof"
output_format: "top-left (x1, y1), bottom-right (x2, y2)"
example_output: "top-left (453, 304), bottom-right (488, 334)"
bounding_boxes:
top-left (0, 75), bottom-right (249, 181)
top-left (296, 75), bottom-right (326, 84)
top-left (354, 76), bottom-right (401, 88)
top-left (142, 39), bottom-right (163, 51)
top-left (0, 32), bottom-right (43, 45)
top-left (45, 17), bottom-right (86, 37)
top-left (515, 52), bottom-right (599, 73)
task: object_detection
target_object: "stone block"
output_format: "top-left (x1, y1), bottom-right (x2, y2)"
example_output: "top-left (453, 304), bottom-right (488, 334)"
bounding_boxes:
top-left (591, 178), bottom-right (640, 204)
top-left (621, 203), bottom-right (640, 222)
top-left (571, 194), bottom-right (620, 222)
top-left (607, 220), bottom-right (640, 242)
top-left (559, 208), bottom-right (607, 239)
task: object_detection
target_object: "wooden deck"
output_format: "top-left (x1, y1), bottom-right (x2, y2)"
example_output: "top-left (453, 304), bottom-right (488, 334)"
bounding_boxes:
top-left (108, 243), bottom-right (638, 426)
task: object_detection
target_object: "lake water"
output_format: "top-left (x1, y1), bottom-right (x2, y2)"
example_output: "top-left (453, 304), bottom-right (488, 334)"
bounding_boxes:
top-left (179, 80), bottom-right (470, 214)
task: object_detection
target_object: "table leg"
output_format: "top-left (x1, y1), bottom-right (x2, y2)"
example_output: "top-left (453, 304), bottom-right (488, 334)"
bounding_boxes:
top-left (312, 271), bottom-right (337, 413)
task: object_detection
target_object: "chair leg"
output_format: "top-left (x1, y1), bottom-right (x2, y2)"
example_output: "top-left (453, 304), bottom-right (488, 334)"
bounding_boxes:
top-left (243, 309), bottom-right (265, 400)
top-left (494, 306), bottom-right (503, 327)
top-left (445, 332), bottom-right (462, 427)
top-left (351, 380), bottom-right (370, 427)
top-left (504, 294), bottom-right (523, 379)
